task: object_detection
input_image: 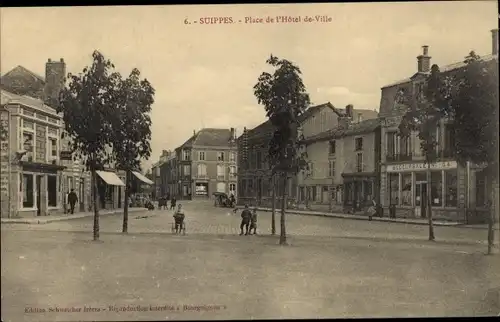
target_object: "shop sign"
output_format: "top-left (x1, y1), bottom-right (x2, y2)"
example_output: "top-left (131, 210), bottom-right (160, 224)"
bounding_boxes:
top-left (195, 183), bottom-right (208, 196)
top-left (386, 161), bottom-right (457, 173)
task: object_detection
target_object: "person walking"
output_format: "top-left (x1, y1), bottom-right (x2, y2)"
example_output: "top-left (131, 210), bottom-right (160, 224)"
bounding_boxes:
top-left (250, 207), bottom-right (258, 235)
top-left (367, 198), bottom-right (377, 221)
top-left (173, 204), bottom-right (185, 234)
top-left (170, 196), bottom-right (176, 210)
top-left (68, 189), bottom-right (78, 215)
top-left (240, 204), bottom-right (252, 236)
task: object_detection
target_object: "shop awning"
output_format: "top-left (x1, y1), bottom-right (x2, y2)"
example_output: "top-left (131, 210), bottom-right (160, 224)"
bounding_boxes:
top-left (132, 171), bottom-right (154, 185)
top-left (96, 170), bottom-right (125, 186)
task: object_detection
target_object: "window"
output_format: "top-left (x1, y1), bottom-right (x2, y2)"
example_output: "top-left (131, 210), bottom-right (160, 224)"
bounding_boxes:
top-left (48, 175), bottom-right (57, 207)
top-left (329, 140), bottom-right (336, 154)
top-left (182, 150), bottom-right (190, 161)
top-left (444, 170), bottom-right (457, 207)
top-left (217, 152), bottom-right (224, 161)
top-left (400, 136), bottom-right (411, 157)
top-left (229, 183), bottom-right (236, 193)
top-left (401, 173), bottom-right (412, 206)
top-left (355, 137), bottom-right (363, 151)
top-left (444, 124), bottom-right (455, 155)
top-left (308, 186), bottom-right (316, 201)
top-left (183, 165), bottom-right (191, 176)
top-left (356, 153), bottom-right (363, 172)
top-left (48, 117), bottom-right (58, 124)
top-left (197, 164), bottom-right (207, 177)
top-left (48, 127), bottom-right (58, 136)
top-left (22, 109), bottom-right (35, 117)
top-left (50, 139), bottom-right (57, 157)
top-left (229, 166), bottom-right (237, 179)
top-left (22, 174), bottom-right (34, 208)
top-left (22, 132), bottom-right (33, 151)
top-left (415, 172), bottom-right (426, 207)
top-left (386, 131), bottom-right (397, 158)
top-left (217, 164), bottom-right (225, 180)
top-left (308, 162), bottom-right (314, 177)
top-left (198, 151), bottom-right (205, 161)
top-left (328, 160), bottom-right (335, 178)
top-left (388, 173), bottom-right (399, 205)
top-left (229, 152), bottom-right (236, 162)
top-left (431, 171), bottom-right (443, 207)
top-left (23, 120), bottom-right (34, 129)
top-left (35, 125), bottom-right (46, 162)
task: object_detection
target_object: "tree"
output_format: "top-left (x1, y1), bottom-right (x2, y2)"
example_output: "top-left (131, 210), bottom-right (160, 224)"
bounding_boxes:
top-left (254, 55), bottom-right (310, 245)
top-left (57, 51), bottom-right (120, 241)
top-left (448, 52), bottom-right (499, 254)
top-left (398, 64), bottom-right (449, 241)
top-left (112, 68), bottom-right (155, 233)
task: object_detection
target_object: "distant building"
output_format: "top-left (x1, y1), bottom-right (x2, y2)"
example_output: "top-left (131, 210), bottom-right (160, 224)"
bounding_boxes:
top-left (151, 161), bottom-right (162, 200)
top-left (174, 128), bottom-right (237, 200)
top-left (159, 150), bottom-right (176, 197)
top-left (378, 29), bottom-right (498, 222)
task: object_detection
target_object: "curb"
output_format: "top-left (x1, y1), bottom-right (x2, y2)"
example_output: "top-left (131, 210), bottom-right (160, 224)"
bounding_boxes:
top-left (254, 208), bottom-right (462, 227)
top-left (1, 208), bottom-right (145, 225)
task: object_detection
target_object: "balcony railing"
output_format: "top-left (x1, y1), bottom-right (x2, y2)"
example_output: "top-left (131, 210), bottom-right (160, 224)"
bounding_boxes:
top-left (386, 153), bottom-right (414, 162)
top-left (386, 149), bottom-right (455, 162)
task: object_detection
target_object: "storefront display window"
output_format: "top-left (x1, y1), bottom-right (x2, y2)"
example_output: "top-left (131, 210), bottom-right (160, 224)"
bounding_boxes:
top-left (388, 173), bottom-right (399, 205)
top-left (22, 173), bottom-right (34, 208)
top-left (431, 171), bottom-right (442, 206)
top-left (444, 170), bottom-right (457, 207)
top-left (415, 172), bottom-right (426, 207)
top-left (401, 173), bottom-right (412, 205)
top-left (48, 175), bottom-right (57, 207)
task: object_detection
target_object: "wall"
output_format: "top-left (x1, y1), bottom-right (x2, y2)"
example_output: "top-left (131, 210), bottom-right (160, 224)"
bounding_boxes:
top-left (302, 105), bottom-right (339, 138)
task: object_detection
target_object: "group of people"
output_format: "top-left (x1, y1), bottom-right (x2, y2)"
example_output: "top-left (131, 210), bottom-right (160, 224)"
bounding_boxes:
top-left (239, 204), bottom-right (258, 235)
top-left (158, 195), bottom-right (177, 210)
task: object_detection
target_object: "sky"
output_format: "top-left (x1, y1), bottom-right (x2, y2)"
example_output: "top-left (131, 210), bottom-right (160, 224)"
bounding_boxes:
top-left (1, 2), bottom-right (497, 172)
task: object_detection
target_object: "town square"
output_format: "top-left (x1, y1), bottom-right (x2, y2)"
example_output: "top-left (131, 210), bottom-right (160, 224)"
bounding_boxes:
top-left (1, 2), bottom-right (499, 321)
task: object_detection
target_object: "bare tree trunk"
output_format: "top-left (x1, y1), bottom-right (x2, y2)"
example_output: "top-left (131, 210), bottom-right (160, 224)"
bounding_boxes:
top-left (92, 169), bottom-right (100, 241)
top-left (279, 174), bottom-right (288, 245)
top-left (426, 166), bottom-right (435, 241)
top-left (271, 175), bottom-right (276, 235)
top-left (122, 170), bottom-right (130, 233)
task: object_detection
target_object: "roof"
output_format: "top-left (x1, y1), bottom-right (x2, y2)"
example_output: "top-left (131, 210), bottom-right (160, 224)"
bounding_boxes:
top-left (381, 54), bottom-right (497, 89)
top-left (298, 102), bottom-right (342, 121)
top-left (303, 118), bottom-right (381, 143)
top-left (336, 108), bottom-right (378, 121)
top-left (1, 65), bottom-right (45, 84)
top-left (0, 89), bottom-right (58, 116)
top-left (178, 128), bottom-right (233, 149)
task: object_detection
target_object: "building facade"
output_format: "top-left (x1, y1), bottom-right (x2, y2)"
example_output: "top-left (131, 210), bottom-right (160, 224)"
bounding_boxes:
top-left (174, 128), bottom-right (237, 200)
top-left (159, 150), bottom-right (177, 198)
top-left (378, 29), bottom-right (498, 222)
top-left (151, 161), bottom-right (162, 200)
top-left (0, 89), bottom-right (66, 217)
top-left (296, 103), bottom-right (379, 212)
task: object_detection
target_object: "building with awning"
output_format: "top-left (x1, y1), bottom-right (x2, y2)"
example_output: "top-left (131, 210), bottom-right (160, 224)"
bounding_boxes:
top-left (96, 171), bottom-right (126, 186)
top-left (94, 169), bottom-right (126, 210)
top-left (132, 171), bottom-right (153, 185)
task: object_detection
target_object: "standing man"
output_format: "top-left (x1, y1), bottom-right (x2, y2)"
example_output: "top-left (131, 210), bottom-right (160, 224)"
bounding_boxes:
top-left (250, 207), bottom-right (258, 235)
top-left (68, 189), bottom-right (78, 215)
top-left (240, 204), bottom-right (252, 236)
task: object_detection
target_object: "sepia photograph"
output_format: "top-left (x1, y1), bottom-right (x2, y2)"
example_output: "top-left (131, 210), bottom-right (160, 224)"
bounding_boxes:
top-left (0, 1), bottom-right (499, 320)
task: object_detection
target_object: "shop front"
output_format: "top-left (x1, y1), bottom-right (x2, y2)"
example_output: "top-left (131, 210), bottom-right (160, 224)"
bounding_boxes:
top-left (342, 172), bottom-right (378, 212)
top-left (195, 181), bottom-right (209, 197)
top-left (95, 170), bottom-right (125, 210)
top-left (381, 160), bottom-right (466, 222)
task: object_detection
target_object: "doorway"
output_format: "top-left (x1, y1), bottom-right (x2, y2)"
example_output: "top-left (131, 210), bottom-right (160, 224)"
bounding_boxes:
top-left (36, 175), bottom-right (42, 216)
top-left (416, 181), bottom-right (427, 218)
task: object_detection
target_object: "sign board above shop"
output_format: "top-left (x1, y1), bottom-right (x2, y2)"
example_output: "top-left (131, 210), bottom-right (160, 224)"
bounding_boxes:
top-left (386, 161), bottom-right (457, 173)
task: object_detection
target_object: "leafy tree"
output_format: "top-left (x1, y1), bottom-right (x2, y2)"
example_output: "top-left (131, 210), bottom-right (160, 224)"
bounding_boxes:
top-left (448, 51), bottom-right (499, 254)
top-left (57, 51), bottom-right (120, 241)
top-left (112, 68), bottom-right (155, 233)
top-left (254, 55), bottom-right (310, 245)
top-left (398, 64), bottom-right (448, 241)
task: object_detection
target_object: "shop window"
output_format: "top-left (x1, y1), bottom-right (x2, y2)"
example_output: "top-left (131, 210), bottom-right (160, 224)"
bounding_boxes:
top-left (48, 175), bottom-right (57, 207)
top-left (388, 173), bottom-right (399, 205)
top-left (444, 170), bottom-right (457, 207)
top-left (22, 174), bottom-right (34, 208)
top-left (415, 172), bottom-right (426, 206)
top-left (430, 171), bottom-right (443, 206)
top-left (401, 173), bottom-right (412, 206)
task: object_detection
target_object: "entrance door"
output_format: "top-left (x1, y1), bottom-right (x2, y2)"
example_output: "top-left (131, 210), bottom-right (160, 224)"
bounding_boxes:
top-left (36, 175), bottom-right (42, 216)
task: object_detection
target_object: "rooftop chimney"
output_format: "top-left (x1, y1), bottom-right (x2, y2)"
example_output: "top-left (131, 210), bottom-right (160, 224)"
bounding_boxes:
top-left (44, 58), bottom-right (66, 107)
top-left (492, 29), bottom-right (498, 56)
top-left (345, 104), bottom-right (354, 118)
top-left (230, 127), bottom-right (235, 140)
top-left (417, 45), bottom-right (431, 73)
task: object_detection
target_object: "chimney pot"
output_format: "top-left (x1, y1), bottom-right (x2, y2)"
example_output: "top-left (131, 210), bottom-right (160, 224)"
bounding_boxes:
top-left (60, 58), bottom-right (64, 63)
top-left (48, 58), bottom-right (52, 63)
top-left (345, 104), bottom-right (354, 118)
top-left (422, 45), bottom-right (429, 56)
top-left (492, 29), bottom-right (498, 56)
top-left (417, 45), bottom-right (431, 73)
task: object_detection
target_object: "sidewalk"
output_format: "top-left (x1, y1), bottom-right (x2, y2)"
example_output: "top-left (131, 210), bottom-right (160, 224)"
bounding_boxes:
top-left (0, 208), bottom-right (144, 225)
top-left (253, 207), bottom-right (465, 227)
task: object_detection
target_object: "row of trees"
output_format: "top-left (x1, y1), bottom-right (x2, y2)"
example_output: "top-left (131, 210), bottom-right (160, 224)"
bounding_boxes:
top-left (57, 51), bottom-right (155, 241)
top-left (255, 52), bottom-right (498, 251)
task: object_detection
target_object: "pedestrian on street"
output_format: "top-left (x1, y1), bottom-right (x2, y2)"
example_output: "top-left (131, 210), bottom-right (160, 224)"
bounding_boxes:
top-left (240, 204), bottom-right (252, 236)
top-left (170, 196), bottom-right (176, 210)
top-left (68, 189), bottom-right (78, 215)
top-left (173, 204), bottom-right (185, 234)
top-left (250, 207), bottom-right (258, 235)
top-left (367, 198), bottom-right (377, 221)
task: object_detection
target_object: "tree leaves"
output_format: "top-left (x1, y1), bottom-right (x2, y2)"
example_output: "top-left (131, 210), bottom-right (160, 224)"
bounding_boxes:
top-left (57, 50), bottom-right (154, 172)
top-left (254, 55), bottom-right (310, 175)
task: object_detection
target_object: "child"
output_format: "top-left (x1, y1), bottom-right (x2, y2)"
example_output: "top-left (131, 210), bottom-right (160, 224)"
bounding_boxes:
top-left (173, 204), bottom-right (185, 234)
top-left (250, 207), bottom-right (258, 235)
